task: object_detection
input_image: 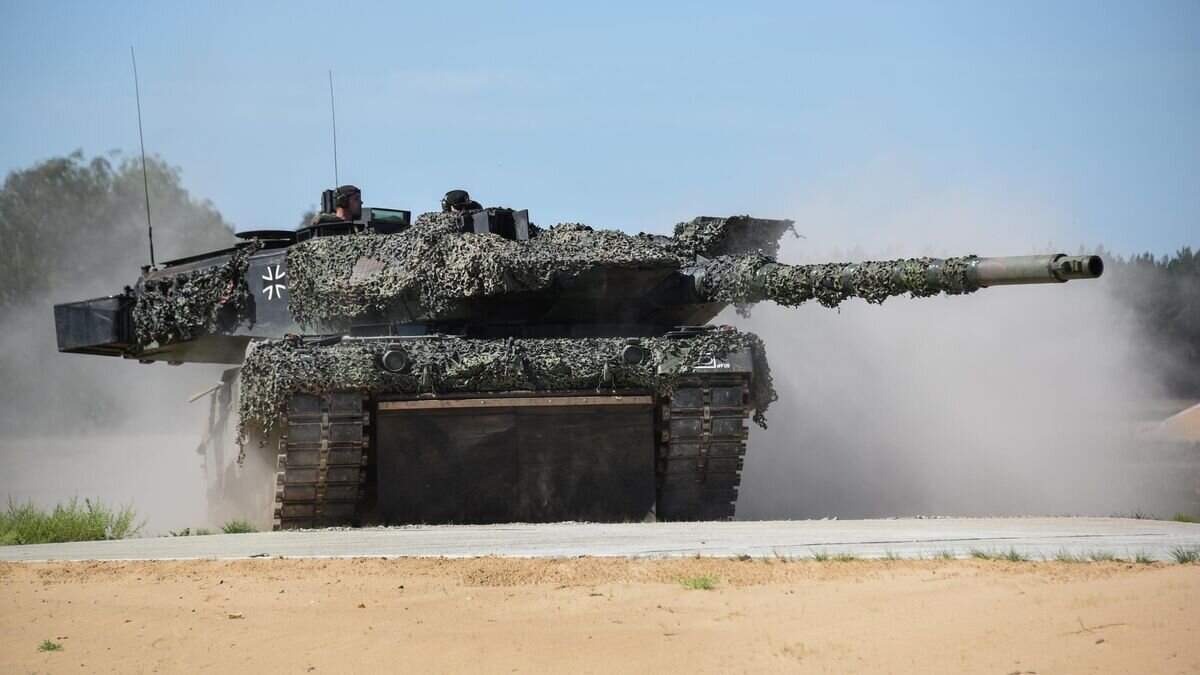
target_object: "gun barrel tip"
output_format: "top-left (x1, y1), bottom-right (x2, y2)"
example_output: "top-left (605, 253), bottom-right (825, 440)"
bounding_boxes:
top-left (1086, 255), bottom-right (1104, 278)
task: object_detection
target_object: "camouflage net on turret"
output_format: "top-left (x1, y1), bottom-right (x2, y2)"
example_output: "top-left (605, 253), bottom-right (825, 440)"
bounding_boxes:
top-left (285, 212), bottom-right (688, 329)
top-left (672, 216), bottom-right (796, 259)
top-left (132, 241), bottom-right (262, 346)
top-left (701, 254), bottom-right (981, 309)
top-left (237, 331), bottom-right (776, 443)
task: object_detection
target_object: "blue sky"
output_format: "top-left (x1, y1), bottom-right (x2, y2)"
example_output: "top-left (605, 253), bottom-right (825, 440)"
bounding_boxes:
top-left (1, 1), bottom-right (1196, 257)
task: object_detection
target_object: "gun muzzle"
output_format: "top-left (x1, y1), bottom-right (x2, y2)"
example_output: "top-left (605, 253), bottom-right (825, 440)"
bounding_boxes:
top-left (973, 254), bottom-right (1104, 287)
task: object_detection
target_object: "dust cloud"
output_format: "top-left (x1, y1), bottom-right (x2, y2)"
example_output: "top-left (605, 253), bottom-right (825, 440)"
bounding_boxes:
top-left (0, 189), bottom-right (233, 536)
top-left (736, 166), bottom-right (1174, 519)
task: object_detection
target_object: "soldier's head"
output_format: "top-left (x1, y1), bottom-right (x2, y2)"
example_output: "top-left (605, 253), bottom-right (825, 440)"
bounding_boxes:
top-left (334, 185), bottom-right (362, 220)
top-left (441, 189), bottom-right (478, 213)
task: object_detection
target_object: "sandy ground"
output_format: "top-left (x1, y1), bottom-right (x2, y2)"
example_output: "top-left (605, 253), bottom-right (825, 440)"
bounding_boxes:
top-left (1, 558), bottom-right (1197, 674)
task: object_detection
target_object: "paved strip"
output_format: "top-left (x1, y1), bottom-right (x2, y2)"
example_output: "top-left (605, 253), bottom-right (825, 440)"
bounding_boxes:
top-left (2, 518), bottom-right (1198, 562)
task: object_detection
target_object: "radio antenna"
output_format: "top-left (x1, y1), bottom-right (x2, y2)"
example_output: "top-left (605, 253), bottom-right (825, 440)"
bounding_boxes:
top-left (130, 46), bottom-right (156, 267)
top-left (328, 69), bottom-right (339, 187)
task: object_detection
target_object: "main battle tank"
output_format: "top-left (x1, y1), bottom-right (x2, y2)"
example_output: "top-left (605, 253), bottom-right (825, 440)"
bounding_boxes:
top-left (54, 200), bottom-right (1104, 529)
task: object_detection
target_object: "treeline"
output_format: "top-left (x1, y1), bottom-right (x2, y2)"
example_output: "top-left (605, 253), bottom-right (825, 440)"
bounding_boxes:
top-left (1100, 247), bottom-right (1200, 397)
top-left (0, 150), bottom-right (234, 311)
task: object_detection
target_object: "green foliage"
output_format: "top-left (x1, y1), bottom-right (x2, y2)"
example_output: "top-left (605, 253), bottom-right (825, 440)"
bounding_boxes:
top-left (1134, 551), bottom-right (1155, 564)
top-left (0, 150), bottom-right (234, 311)
top-left (968, 547), bottom-right (1029, 561)
top-left (1087, 551), bottom-right (1122, 562)
top-left (37, 639), bottom-right (63, 652)
top-left (0, 498), bottom-right (141, 546)
top-left (1170, 545), bottom-right (1200, 564)
top-left (221, 519), bottom-right (257, 534)
top-left (1102, 247), bottom-right (1200, 396)
top-left (678, 574), bottom-right (718, 590)
top-left (933, 549), bottom-right (956, 560)
top-left (1002, 548), bottom-right (1031, 562)
top-left (1172, 513), bottom-right (1197, 523)
top-left (809, 550), bottom-right (830, 562)
top-left (882, 549), bottom-right (902, 561)
top-left (169, 527), bottom-right (214, 537)
top-left (1053, 549), bottom-right (1087, 563)
top-left (832, 552), bottom-right (859, 562)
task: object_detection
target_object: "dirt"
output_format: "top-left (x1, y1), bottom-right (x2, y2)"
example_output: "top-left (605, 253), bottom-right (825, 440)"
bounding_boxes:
top-left (1, 557), bottom-right (1197, 673)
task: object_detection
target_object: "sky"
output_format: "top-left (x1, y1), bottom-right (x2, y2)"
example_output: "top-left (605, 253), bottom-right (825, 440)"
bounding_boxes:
top-left (1, 1), bottom-right (1197, 257)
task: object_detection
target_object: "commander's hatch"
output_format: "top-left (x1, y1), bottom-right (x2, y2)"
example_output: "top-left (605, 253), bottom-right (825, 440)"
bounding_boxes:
top-left (289, 206), bottom-right (413, 242)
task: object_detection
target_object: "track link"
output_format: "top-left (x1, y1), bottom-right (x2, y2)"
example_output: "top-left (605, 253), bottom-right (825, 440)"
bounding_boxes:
top-left (274, 391), bottom-right (369, 530)
top-left (656, 374), bottom-right (750, 521)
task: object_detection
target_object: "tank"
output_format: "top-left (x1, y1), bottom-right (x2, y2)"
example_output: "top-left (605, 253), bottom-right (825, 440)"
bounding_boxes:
top-left (53, 202), bottom-right (1105, 529)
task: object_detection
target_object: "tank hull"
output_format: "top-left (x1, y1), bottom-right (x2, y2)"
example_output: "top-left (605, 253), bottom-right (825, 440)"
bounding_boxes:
top-left (229, 330), bottom-right (761, 529)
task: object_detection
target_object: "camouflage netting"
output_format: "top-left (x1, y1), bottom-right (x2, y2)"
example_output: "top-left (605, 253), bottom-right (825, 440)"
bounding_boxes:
top-left (285, 212), bottom-right (689, 329)
top-left (132, 241), bottom-right (261, 346)
top-left (237, 331), bottom-right (776, 443)
top-left (701, 254), bottom-right (981, 309)
top-left (672, 216), bottom-right (796, 259)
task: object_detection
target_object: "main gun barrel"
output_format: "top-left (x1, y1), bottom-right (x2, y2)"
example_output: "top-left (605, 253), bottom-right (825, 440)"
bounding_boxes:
top-left (696, 253), bottom-right (1104, 308)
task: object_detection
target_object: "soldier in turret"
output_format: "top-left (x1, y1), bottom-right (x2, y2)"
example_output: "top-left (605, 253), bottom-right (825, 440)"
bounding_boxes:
top-left (311, 185), bottom-right (363, 225)
top-left (441, 189), bottom-right (482, 213)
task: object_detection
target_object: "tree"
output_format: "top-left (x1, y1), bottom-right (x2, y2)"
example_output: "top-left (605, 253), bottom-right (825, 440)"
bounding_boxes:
top-left (0, 150), bottom-right (235, 309)
top-left (1105, 247), bottom-right (1200, 396)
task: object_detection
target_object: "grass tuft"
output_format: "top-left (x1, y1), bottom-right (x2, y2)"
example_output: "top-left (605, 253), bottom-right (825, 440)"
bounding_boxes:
top-left (1002, 548), bottom-right (1031, 562)
top-left (933, 549), bottom-right (956, 560)
top-left (970, 547), bottom-right (1030, 562)
top-left (882, 549), bottom-right (902, 561)
top-left (1112, 509), bottom-right (1157, 520)
top-left (1172, 513), bottom-right (1197, 524)
top-left (1134, 550), bottom-right (1155, 564)
top-left (1088, 550), bottom-right (1123, 562)
top-left (678, 574), bottom-right (718, 590)
top-left (221, 520), bottom-right (257, 534)
top-left (810, 550), bottom-right (829, 562)
top-left (1054, 549), bottom-right (1086, 563)
top-left (734, 553), bottom-right (752, 562)
top-left (37, 639), bottom-right (63, 652)
top-left (1169, 545), bottom-right (1200, 564)
top-left (832, 552), bottom-right (859, 562)
top-left (169, 527), bottom-right (214, 537)
top-left (0, 497), bottom-right (141, 546)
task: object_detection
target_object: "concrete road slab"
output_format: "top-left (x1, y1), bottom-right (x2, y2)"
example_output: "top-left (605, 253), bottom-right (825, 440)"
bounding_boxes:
top-left (2, 517), bottom-right (1198, 563)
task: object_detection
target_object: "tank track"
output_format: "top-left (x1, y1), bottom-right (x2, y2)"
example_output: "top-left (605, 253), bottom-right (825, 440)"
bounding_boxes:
top-left (273, 391), bottom-right (370, 530)
top-left (656, 374), bottom-right (750, 521)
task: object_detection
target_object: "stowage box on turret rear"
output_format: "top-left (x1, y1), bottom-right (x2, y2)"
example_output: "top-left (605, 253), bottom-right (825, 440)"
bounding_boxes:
top-left (54, 200), bottom-right (1104, 529)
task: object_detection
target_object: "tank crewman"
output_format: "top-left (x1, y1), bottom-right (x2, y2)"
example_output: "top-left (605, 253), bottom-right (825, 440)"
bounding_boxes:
top-left (311, 185), bottom-right (364, 225)
top-left (441, 189), bottom-right (483, 213)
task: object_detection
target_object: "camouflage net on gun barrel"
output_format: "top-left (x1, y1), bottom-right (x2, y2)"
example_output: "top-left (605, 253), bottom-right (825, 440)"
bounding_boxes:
top-left (701, 254), bottom-right (981, 309)
top-left (132, 241), bottom-right (262, 347)
top-left (237, 331), bottom-right (777, 444)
